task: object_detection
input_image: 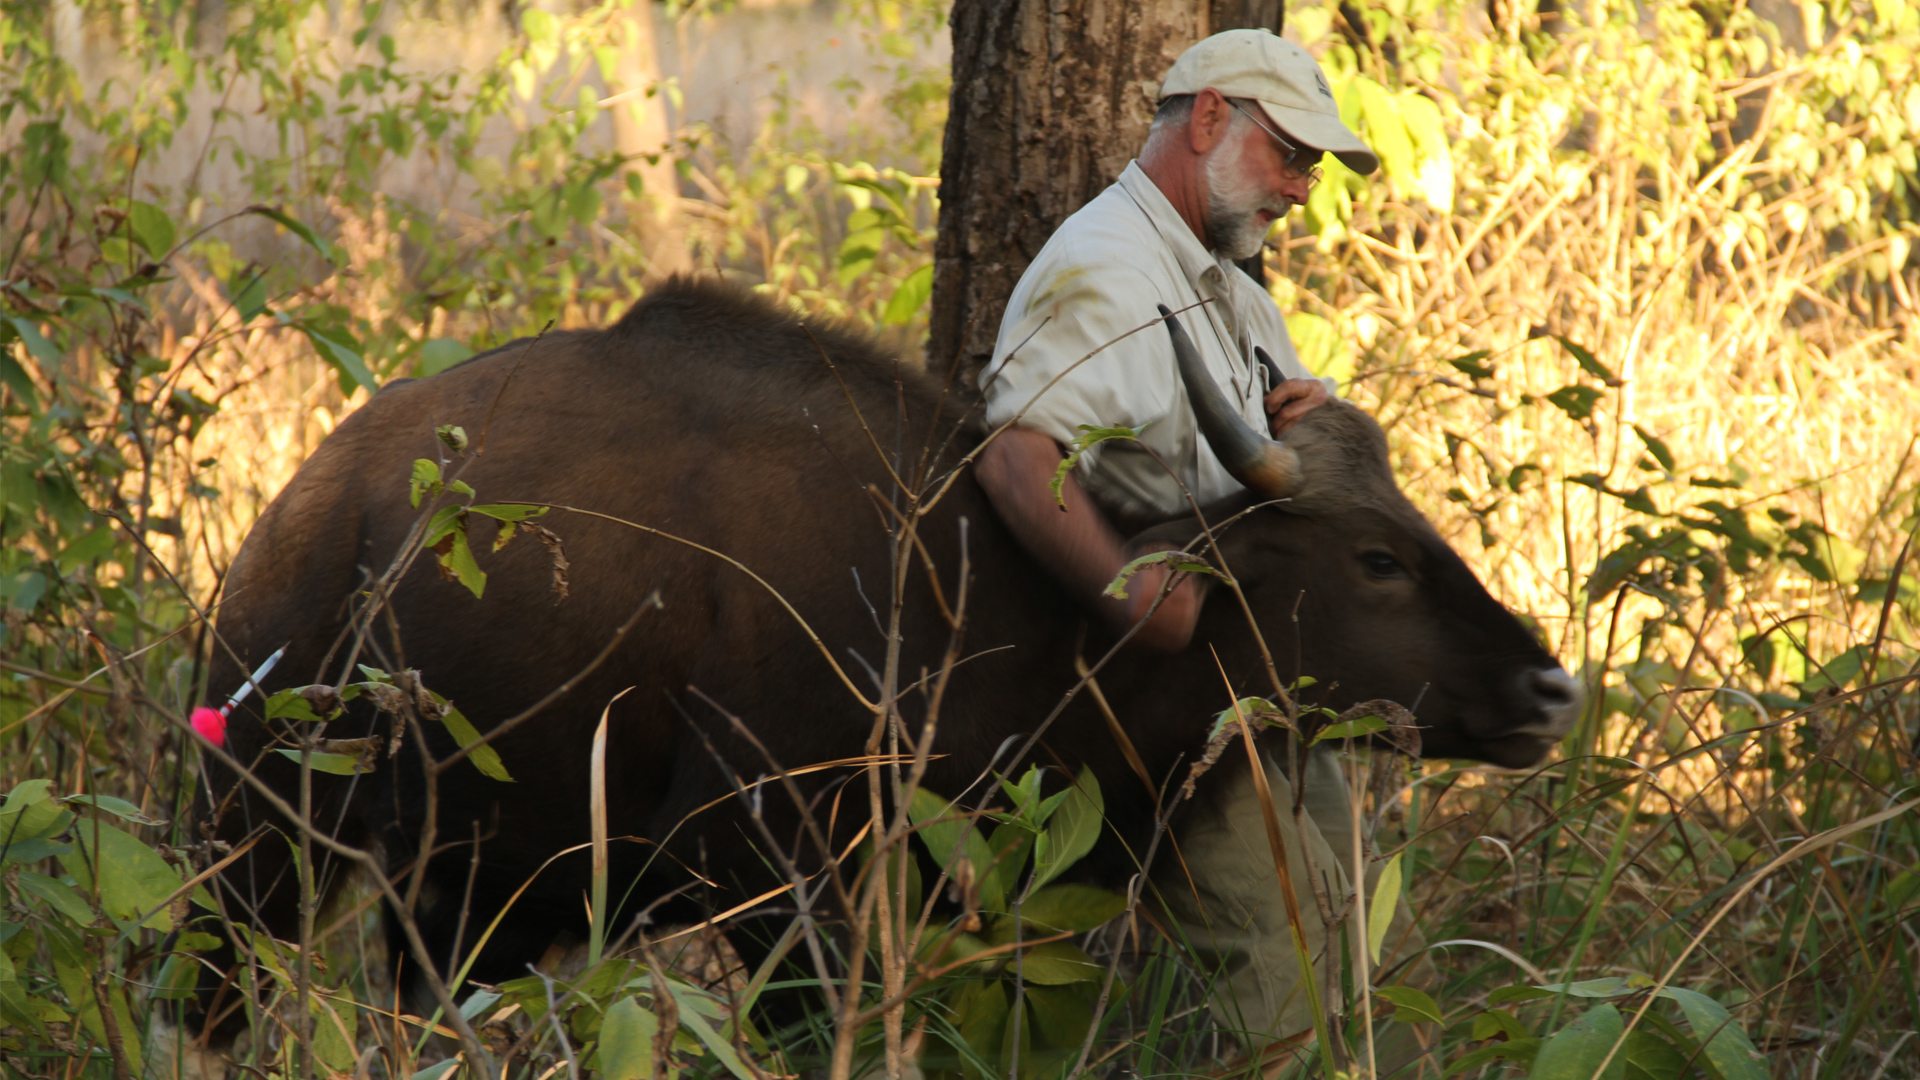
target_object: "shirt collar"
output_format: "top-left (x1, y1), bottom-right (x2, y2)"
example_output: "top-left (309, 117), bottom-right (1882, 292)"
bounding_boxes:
top-left (1116, 161), bottom-right (1231, 289)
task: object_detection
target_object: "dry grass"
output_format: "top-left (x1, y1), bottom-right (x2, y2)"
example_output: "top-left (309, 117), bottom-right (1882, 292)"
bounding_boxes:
top-left (1254, 6), bottom-right (1920, 1073)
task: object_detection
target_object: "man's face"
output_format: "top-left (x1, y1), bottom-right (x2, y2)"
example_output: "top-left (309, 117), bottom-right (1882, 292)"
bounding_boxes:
top-left (1202, 110), bottom-right (1308, 261)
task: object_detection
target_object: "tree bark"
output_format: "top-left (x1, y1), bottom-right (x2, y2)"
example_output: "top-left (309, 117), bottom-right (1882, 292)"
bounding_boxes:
top-left (607, 0), bottom-right (687, 277)
top-left (930, 0), bottom-right (1285, 384)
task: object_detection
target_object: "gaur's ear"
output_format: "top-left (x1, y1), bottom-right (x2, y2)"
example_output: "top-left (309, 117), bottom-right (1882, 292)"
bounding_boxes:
top-left (1124, 517), bottom-right (1209, 558)
top-left (1121, 502), bottom-right (1265, 573)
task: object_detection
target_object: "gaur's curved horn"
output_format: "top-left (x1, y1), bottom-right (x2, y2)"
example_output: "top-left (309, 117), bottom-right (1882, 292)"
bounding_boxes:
top-left (1159, 305), bottom-right (1302, 499)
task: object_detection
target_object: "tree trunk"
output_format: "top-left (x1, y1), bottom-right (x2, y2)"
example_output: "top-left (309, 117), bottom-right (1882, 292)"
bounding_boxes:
top-left (930, 0), bottom-right (1286, 383)
top-left (607, 0), bottom-right (687, 277)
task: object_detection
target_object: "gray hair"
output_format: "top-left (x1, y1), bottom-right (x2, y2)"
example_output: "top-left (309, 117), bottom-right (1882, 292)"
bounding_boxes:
top-left (1145, 93), bottom-right (1250, 152)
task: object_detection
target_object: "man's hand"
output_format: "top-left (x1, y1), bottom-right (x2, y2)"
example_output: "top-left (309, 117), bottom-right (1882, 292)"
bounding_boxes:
top-left (1263, 377), bottom-right (1328, 437)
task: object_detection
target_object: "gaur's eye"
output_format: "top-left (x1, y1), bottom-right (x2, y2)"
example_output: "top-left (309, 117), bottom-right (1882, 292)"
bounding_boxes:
top-left (1360, 550), bottom-right (1405, 580)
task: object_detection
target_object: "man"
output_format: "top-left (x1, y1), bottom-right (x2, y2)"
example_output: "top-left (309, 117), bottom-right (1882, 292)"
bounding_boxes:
top-left (974, 29), bottom-right (1427, 1061)
top-left (976, 28), bottom-right (1374, 653)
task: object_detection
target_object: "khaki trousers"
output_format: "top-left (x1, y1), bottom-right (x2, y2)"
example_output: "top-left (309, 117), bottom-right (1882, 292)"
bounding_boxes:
top-left (1159, 745), bottom-right (1434, 1074)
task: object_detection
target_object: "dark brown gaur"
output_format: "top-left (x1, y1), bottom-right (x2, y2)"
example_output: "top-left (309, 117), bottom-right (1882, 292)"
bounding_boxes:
top-left (189, 279), bottom-right (1580, 1039)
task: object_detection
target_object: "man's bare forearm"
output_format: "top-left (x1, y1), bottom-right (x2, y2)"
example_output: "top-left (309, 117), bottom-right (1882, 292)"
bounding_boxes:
top-left (975, 427), bottom-right (1199, 651)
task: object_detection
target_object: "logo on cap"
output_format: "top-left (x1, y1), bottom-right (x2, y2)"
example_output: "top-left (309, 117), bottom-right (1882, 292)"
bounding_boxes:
top-left (1314, 70), bottom-right (1332, 99)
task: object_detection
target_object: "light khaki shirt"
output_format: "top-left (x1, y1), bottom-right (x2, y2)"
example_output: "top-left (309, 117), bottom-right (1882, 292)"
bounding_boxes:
top-left (982, 161), bottom-right (1317, 521)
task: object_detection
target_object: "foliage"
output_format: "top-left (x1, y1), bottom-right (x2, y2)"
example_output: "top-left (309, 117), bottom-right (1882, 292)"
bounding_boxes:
top-left (907, 768), bottom-right (1124, 1080)
top-left (1270, 1), bottom-right (1920, 1075)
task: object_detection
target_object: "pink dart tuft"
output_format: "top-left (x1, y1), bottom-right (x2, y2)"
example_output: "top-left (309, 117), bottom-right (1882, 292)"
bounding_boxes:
top-left (190, 706), bottom-right (228, 748)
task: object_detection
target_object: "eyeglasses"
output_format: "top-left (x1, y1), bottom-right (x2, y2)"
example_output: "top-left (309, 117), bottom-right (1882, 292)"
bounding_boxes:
top-left (1228, 101), bottom-right (1324, 188)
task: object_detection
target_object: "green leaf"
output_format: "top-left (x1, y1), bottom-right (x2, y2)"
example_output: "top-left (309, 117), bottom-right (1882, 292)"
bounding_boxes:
top-left (597, 995), bottom-right (660, 1080)
top-left (1398, 90), bottom-right (1455, 212)
top-left (1474, 1000), bottom-right (1542, 1030)
top-left (107, 982), bottom-right (147, 1074)
top-left (522, 6), bottom-right (558, 46)
top-left (418, 337), bottom-right (475, 378)
top-left (950, 979), bottom-right (1009, 1077)
top-left (0, 779), bottom-right (53, 810)
top-left (1800, 643), bottom-right (1868, 695)
top-left (1375, 984), bottom-right (1443, 1025)
top-left (1355, 76), bottom-right (1414, 189)
top-left (470, 503), bottom-right (549, 523)
top-left (1, 779), bottom-right (67, 843)
top-left (1621, 1029), bottom-right (1691, 1080)
top-left (443, 529), bottom-right (486, 599)
top-left (1535, 976), bottom-right (1641, 999)
top-left (882, 263), bottom-right (933, 326)
top-left (228, 270), bottom-right (269, 323)
top-left (1528, 1002), bottom-right (1625, 1079)
top-left (1210, 696), bottom-right (1288, 740)
top-left (311, 991), bottom-right (357, 1072)
top-left (985, 820), bottom-right (1033, 905)
top-left (16, 872), bottom-right (95, 926)
top-left (0, 351), bottom-right (38, 408)
top-left (410, 458), bottom-right (442, 508)
top-left (1051, 423), bottom-right (1144, 507)
top-left (664, 982), bottom-right (756, 1080)
top-left (128, 200), bottom-right (176, 258)
top-left (252, 205), bottom-right (337, 261)
top-left (273, 748), bottom-right (374, 775)
top-left (1448, 350), bottom-right (1495, 379)
top-left (1285, 310), bottom-right (1352, 383)
top-left (439, 701), bottom-right (513, 782)
top-left (908, 786), bottom-right (998, 909)
top-left (61, 823), bottom-right (184, 931)
top-left (265, 688), bottom-right (323, 724)
top-left (996, 766), bottom-right (1047, 820)
top-left (1366, 851), bottom-right (1404, 963)
top-left (63, 793), bottom-right (163, 826)
top-left (86, 284), bottom-right (149, 312)
top-left (458, 988), bottom-right (502, 1022)
top-left (1633, 425), bottom-right (1675, 471)
top-left (1313, 713), bottom-right (1388, 744)
top-left (1547, 384), bottom-right (1604, 421)
top-left (1882, 869), bottom-right (1920, 912)
top-left (1031, 769), bottom-right (1102, 891)
top-left (297, 322), bottom-right (378, 395)
top-left (5, 316), bottom-right (60, 366)
top-left (410, 1062), bottom-right (463, 1080)
top-left (56, 526), bottom-right (116, 572)
top-left (424, 505), bottom-right (464, 546)
top-left (21, 121), bottom-right (72, 187)
top-left (1556, 335), bottom-right (1620, 385)
top-left (1102, 549), bottom-right (1219, 601)
top-left (1656, 987), bottom-right (1767, 1080)
top-left (1018, 883), bottom-right (1125, 934)
top-left (1023, 983), bottom-right (1099, 1051)
top-left (1013, 940), bottom-right (1103, 985)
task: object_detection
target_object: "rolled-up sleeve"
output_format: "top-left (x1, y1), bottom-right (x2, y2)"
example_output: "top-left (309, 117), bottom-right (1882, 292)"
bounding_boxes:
top-left (982, 260), bottom-right (1173, 468)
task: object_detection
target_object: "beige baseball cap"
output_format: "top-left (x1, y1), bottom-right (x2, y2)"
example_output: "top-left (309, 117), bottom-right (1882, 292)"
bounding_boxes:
top-left (1159, 29), bottom-right (1379, 175)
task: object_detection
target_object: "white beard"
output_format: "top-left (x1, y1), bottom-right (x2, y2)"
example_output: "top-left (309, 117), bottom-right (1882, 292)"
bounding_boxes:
top-left (1204, 126), bottom-right (1294, 261)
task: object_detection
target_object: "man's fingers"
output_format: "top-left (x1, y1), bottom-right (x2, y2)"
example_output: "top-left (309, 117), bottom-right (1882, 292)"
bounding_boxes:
top-left (1264, 378), bottom-right (1328, 436)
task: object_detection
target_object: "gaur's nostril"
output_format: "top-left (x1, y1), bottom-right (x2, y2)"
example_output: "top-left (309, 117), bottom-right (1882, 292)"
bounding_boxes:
top-left (1524, 666), bottom-right (1582, 738)
top-left (1531, 666), bottom-right (1579, 705)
